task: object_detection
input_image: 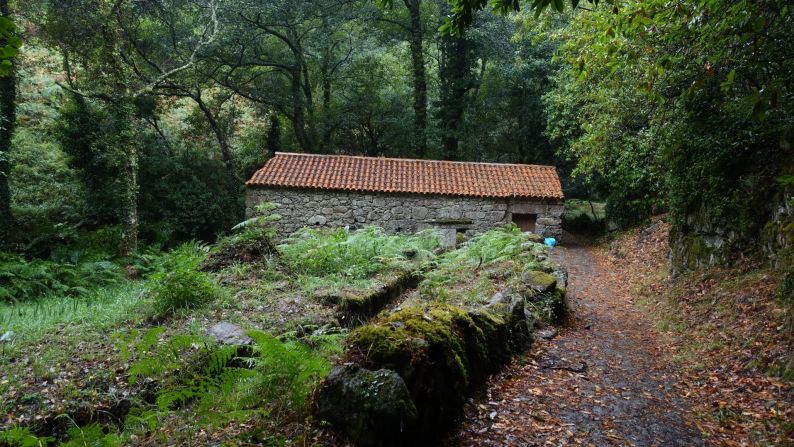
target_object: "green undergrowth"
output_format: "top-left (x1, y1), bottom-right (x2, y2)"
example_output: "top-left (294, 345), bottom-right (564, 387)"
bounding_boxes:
top-left (201, 202), bottom-right (280, 272)
top-left (329, 226), bottom-right (567, 442)
top-left (2, 221), bottom-right (436, 445)
top-left (0, 252), bottom-right (124, 303)
top-left (0, 282), bottom-right (149, 352)
top-left (0, 327), bottom-right (338, 446)
top-left (279, 226), bottom-right (438, 286)
top-left (147, 242), bottom-right (223, 316)
top-left (420, 225), bottom-right (549, 304)
top-left (1, 224), bottom-right (560, 445)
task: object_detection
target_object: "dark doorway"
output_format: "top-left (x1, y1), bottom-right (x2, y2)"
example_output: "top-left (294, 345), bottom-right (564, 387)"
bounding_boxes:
top-left (512, 213), bottom-right (537, 233)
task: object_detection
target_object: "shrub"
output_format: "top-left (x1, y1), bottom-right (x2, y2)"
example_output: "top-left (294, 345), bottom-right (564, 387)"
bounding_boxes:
top-left (123, 328), bottom-right (329, 430)
top-left (0, 252), bottom-right (123, 303)
top-left (148, 243), bottom-right (222, 315)
top-left (201, 202), bottom-right (280, 272)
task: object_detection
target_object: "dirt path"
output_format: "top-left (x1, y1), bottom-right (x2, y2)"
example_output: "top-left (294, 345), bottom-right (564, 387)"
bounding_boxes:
top-left (448, 239), bottom-right (705, 446)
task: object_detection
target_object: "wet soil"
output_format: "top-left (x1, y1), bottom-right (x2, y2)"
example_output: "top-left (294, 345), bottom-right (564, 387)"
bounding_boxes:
top-left (448, 237), bottom-right (705, 446)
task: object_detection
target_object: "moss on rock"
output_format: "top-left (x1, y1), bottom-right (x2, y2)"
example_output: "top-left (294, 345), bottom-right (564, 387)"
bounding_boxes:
top-left (522, 270), bottom-right (557, 294)
top-left (342, 302), bottom-right (529, 443)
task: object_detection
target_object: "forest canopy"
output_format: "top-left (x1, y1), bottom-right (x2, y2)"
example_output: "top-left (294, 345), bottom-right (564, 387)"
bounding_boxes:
top-left (0, 0), bottom-right (791, 268)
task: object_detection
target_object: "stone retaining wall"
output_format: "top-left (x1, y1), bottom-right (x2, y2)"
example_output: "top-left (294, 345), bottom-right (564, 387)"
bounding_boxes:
top-left (246, 186), bottom-right (563, 239)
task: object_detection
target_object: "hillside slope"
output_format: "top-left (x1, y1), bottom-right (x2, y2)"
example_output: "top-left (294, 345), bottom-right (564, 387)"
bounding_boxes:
top-left (607, 216), bottom-right (793, 445)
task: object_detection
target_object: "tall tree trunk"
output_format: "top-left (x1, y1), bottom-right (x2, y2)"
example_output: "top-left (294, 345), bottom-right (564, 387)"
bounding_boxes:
top-left (404, 0), bottom-right (427, 156)
top-left (113, 101), bottom-right (139, 256)
top-left (439, 33), bottom-right (473, 160)
top-left (0, 0), bottom-right (16, 245)
top-left (290, 67), bottom-right (311, 151)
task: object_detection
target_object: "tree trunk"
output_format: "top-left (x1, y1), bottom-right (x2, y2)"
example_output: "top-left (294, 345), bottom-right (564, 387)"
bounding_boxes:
top-left (404, 0), bottom-right (427, 156)
top-left (291, 67), bottom-right (311, 151)
top-left (113, 102), bottom-right (139, 256)
top-left (193, 92), bottom-right (236, 175)
top-left (439, 33), bottom-right (473, 160)
top-left (0, 0), bottom-right (15, 244)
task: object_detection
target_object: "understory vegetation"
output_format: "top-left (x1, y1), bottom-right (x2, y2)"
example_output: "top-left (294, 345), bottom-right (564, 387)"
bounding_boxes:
top-left (0, 217), bottom-right (566, 445)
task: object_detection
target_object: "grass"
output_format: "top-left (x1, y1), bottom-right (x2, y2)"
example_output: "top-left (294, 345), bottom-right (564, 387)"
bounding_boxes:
top-left (279, 226), bottom-right (439, 281)
top-left (0, 282), bottom-right (149, 346)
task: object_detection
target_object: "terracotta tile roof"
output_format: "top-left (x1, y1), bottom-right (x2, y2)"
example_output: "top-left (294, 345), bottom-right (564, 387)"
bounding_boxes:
top-left (247, 152), bottom-right (564, 200)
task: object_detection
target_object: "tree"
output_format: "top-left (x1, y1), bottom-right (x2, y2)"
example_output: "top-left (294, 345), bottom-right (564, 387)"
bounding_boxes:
top-left (0, 0), bottom-right (20, 244)
top-left (377, 0), bottom-right (430, 156)
top-left (544, 0), bottom-right (793, 265)
top-left (43, 0), bottom-right (220, 254)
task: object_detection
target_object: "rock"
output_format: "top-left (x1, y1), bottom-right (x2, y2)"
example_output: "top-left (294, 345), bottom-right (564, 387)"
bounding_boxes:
top-left (314, 364), bottom-right (417, 447)
top-left (438, 228), bottom-right (457, 248)
top-left (307, 215), bottom-right (327, 225)
top-left (314, 288), bottom-right (342, 305)
top-left (536, 327), bottom-right (558, 340)
top-left (487, 292), bottom-right (507, 307)
top-left (206, 322), bottom-right (253, 346)
top-left (526, 233), bottom-right (544, 243)
top-left (522, 270), bottom-right (557, 294)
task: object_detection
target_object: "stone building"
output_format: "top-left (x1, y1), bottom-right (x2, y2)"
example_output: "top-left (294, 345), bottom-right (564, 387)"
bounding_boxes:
top-left (246, 152), bottom-right (564, 243)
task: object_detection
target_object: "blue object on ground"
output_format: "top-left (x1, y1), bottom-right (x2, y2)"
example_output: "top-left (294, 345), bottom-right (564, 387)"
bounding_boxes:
top-left (544, 237), bottom-right (557, 247)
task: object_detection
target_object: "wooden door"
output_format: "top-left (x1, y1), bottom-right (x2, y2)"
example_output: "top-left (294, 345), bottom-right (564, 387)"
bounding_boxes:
top-left (512, 213), bottom-right (537, 233)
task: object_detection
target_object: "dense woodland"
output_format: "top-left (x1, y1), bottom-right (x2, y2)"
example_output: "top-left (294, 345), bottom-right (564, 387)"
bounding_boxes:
top-left (0, 0), bottom-right (792, 445)
top-left (0, 0), bottom-right (791, 263)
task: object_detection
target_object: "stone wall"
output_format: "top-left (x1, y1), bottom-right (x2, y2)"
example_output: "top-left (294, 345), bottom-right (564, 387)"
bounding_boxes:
top-left (246, 186), bottom-right (563, 240)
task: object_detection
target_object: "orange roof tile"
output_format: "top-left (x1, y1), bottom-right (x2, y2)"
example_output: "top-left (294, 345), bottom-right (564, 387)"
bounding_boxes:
top-left (246, 152), bottom-right (564, 200)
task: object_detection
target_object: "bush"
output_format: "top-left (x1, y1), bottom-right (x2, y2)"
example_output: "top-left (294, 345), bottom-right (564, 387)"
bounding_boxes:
top-left (0, 253), bottom-right (123, 303)
top-left (200, 202), bottom-right (280, 272)
top-left (148, 243), bottom-right (222, 314)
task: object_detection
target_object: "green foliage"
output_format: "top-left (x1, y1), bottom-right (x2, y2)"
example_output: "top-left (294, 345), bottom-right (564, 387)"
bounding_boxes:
top-left (440, 0), bottom-right (594, 35)
top-left (123, 328), bottom-right (330, 431)
top-left (544, 0), bottom-right (793, 246)
top-left (278, 226), bottom-right (439, 280)
top-left (0, 16), bottom-right (22, 77)
top-left (137, 144), bottom-right (243, 244)
top-left (777, 273), bottom-right (794, 305)
top-left (0, 426), bottom-right (53, 447)
top-left (201, 202), bottom-right (280, 271)
top-left (562, 199), bottom-right (605, 234)
top-left (147, 242), bottom-right (221, 315)
top-left (420, 225), bottom-right (546, 300)
top-left (0, 252), bottom-right (123, 303)
top-left (60, 424), bottom-right (121, 447)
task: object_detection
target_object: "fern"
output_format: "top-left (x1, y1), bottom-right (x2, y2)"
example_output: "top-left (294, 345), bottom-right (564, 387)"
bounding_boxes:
top-left (61, 423), bottom-right (121, 447)
top-left (123, 327), bottom-right (330, 432)
top-left (0, 427), bottom-right (54, 447)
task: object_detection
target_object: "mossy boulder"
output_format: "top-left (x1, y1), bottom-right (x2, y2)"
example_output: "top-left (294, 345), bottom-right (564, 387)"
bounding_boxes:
top-left (522, 270), bottom-right (557, 294)
top-left (338, 302), bottom-right (530, 443)
top-left (314, 364), bottom-right (417, 447)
